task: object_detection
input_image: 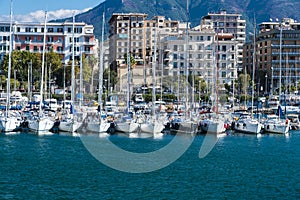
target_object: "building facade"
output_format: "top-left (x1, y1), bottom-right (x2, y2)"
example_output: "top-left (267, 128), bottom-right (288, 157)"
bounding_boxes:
top-left (243, 18), bottom-right (300, 94)
top-left (108, 11), bottom-right (245, 92)
top-left (0, 21), bottom-right (97, 65)
top-left (201, 10), bottom-right (246, 72)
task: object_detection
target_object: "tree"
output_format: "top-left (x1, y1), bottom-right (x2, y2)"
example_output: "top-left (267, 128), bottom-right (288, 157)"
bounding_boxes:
top-left (124, 53), bottom-right (136, 68)
top-left (0, 50), bottom-right (62, 91)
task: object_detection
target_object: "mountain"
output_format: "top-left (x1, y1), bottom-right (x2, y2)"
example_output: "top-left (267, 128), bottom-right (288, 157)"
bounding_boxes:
top-left (55, 0), bottom-right (300, 38)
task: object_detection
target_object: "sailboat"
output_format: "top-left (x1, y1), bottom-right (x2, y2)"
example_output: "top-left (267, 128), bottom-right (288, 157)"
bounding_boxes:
top-left (199, 27), bottom-right (226, 135)
top-left (85, 12), bottom-right (111, 134)
top-left (233, 23), bottom-right (262, 135)
top-left (58, 14), bottom-right (83, 133)
top-left (139, 27), bottom-right (164, 135)
top-left (27, 11), bottom-right (54, 133)
top-left (263, 21), bottom-right (290, 134)
top-left (0, 0), bottom-right (22, 133)
top-left (114, 17), bottom-right (139, 134)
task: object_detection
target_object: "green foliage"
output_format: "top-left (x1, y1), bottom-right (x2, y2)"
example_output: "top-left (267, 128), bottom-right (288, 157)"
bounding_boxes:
top-left (124, 53), bottom-right (136, 68)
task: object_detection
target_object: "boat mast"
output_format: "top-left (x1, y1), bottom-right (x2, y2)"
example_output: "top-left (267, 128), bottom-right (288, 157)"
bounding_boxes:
top-left (98, 12), bottom-right (105, 110)
top-left (126, 17), bottom-right (131, 114)
top-left (5, 0), bottom-right (13, 120)
top-left (251, 21), bottom-right (256, 117)
top-left (184, 0), bottom-right (189, 119)
top-left (39, 11), bottom-right (47, 116)
top-left (279, 20), bottom-right (283, 119)
top-left (79, 45), bottom-right (83, 108)
top-left (71, 13), bottom-right (75, 108)
top-left (152, 27), bottom-right (157, 116)
top-left (214, 22), bottom-right (219, 114)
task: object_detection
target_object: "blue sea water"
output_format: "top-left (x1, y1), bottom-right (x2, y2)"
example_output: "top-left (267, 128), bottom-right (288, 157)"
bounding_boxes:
top-left (0, 132), bottom-right (299, 199)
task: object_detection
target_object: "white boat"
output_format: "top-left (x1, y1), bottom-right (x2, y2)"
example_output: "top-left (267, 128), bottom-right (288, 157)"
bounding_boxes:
top-left (0, 1), bottom-right (22, 133)
top-left (27, 12), bottom-right (55, 133)
top-left (115, 115), bottom-right (139, 133)
top-left (287, 114), bottom-right (300, 130)
top-left (58, 111), bottom-right (83, 133)
top-left (0, 111), bottom-right (22, 132)
top-left (233, 114), bottom-right (262, 134)
top-left (28, 115), bottom-right (54, 132)
top-left (199, 117), bottom-right (226, 134)
top-left (139, 116), bottom-right (165, 134)
top-left (263, 114), bottom-right (290, 134)
top-left (85, 112), bottom-right (112, 133)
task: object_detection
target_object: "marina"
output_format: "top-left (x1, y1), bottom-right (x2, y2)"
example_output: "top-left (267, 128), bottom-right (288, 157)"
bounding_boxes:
top-left (0, 129), bottom-right (299, 199)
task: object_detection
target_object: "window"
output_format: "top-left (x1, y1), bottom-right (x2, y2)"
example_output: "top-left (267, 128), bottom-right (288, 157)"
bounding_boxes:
top-left (222, 45), bottom-right (226, 51)
top-left (47, 36), bottom-right (53, 42)
top-left (173, 62), bottom-right (178, 68)
top-left (26, 46), bottom-right (30, 51)
top-left (48, 28), bottom-right (54, 32)
top-left (34, 46), bottom-right (38, 51)
top-left (174, 45), bottom-right (178, 51)
top-left (25, 27), bottom-right (31, 32)
top-left (84, 47), bottom-right (90, 52)
top-left (17, 27), bottom-right (20, 32)
top-left (57, 46), bottom-right (63, 52)
top-left (173, 53), bottom-right (177, 60)
top-left (222, 54), bottom-right (226, 60)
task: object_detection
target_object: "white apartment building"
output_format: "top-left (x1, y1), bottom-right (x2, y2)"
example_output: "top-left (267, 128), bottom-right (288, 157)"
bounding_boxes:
top-left (0, 21), bottom-right (97, 65)
top-left (201, 10), bottom-right (246, 72)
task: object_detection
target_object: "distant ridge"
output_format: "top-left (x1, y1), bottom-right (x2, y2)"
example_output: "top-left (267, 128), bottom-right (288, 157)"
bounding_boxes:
top-left (53, 0), bottom-right (300, 38)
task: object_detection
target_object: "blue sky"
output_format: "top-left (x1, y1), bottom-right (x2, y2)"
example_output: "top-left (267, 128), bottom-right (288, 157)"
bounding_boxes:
top-left (0, 0), bottom-right (104, 21)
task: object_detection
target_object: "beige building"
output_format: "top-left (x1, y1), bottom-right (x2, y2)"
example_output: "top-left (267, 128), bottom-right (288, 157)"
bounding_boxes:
top-left (243, 18), bottom-right (300, 94)
top-left (108, 11), bottom-right (245, 92)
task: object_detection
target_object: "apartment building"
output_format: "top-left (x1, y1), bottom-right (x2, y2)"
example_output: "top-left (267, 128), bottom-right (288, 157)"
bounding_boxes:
top-left (243, 18), bottom-right (300, 94)
top-left (108, 13), bottom-right (184, 90)
top-left (201, 10), bottom-right (246, 72)
top-left (108, 11), bottom-right (245, 92)
top-left (0, 21), bottom-right (97, 65)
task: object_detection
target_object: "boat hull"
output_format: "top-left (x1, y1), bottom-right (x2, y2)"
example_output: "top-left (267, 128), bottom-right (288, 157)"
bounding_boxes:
top-left (115, 122), bottom-right (139, 133)
top-left (28, 117), bottom-right (54, 132)
top-left (233, 119), bottom-right (262, 134)
top-left (0, 117), bottom-right (21, 132)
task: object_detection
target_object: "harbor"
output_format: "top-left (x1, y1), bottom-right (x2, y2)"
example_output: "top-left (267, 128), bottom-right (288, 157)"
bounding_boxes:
top-left (1, 128), bottom-right (299, 199)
